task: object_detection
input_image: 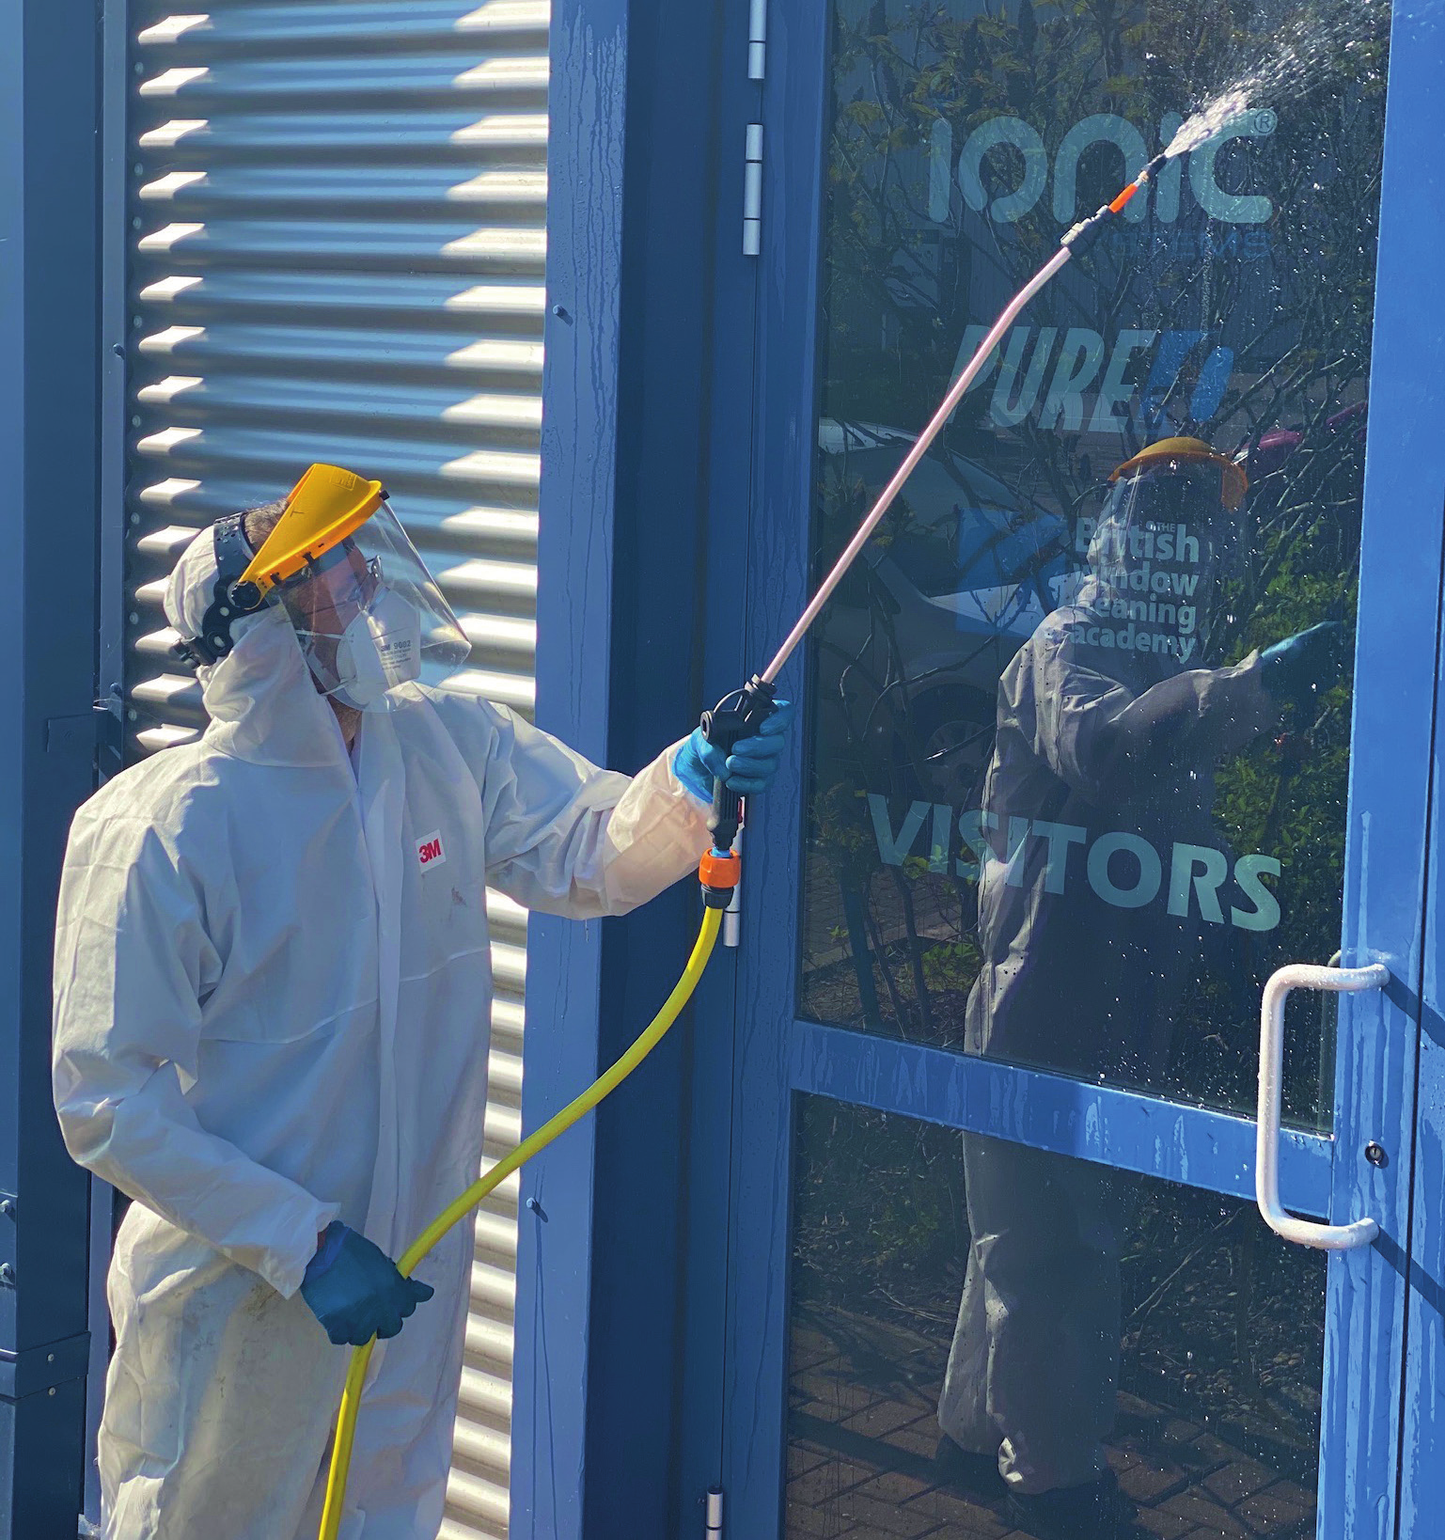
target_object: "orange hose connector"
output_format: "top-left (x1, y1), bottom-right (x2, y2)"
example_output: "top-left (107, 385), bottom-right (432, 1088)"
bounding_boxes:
top-left (698, 849), bottom-right (741, 891)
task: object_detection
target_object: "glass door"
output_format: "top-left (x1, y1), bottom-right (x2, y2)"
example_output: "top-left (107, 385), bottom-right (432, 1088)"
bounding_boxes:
top-left (723, 3), bottom-right (1443, 1538)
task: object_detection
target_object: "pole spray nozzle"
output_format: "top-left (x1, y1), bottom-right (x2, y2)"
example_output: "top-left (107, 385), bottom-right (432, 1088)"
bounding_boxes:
top-left (696, 674), bottom-right (777, 904)
top-left (1061, 151), bottom-right (1171, 256)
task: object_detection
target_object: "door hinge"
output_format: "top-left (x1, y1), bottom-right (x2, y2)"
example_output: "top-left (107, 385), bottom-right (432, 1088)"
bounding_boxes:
top-left (705, 1487), bottom-right (724, 1538)
top-left (743, 124), bottom-right (763, 256)
top-left (748, 0), bottom-right (767, 79)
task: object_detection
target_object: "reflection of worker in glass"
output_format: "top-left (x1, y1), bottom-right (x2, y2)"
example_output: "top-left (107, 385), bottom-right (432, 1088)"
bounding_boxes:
top-left (935, 439), bottom-right (1343, 1537)
top-left (51, 467), bottom-right (792, 1540)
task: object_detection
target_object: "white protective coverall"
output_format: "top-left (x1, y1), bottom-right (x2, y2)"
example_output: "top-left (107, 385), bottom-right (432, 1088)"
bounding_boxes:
top-left (938, 531), bottom-right (1277, 1494)
top-left (53, 532), bottom-right (713, 1540)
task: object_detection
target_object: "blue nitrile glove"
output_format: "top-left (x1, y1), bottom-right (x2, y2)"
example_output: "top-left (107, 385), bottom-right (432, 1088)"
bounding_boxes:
top-left (1259, 621), bottom-right (1346, 705)
top-left (673, 698), bottom-right (796, 802)
top-left (299, 1221), bottom-right (434, 1347)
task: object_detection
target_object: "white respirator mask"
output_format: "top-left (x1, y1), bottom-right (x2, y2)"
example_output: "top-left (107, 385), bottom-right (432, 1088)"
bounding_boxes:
top-left (329, 584), bottom-right (425, 709)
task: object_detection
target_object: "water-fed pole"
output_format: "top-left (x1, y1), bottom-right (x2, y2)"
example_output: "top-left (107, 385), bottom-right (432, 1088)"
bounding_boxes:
top-left (755, 150), bottom-right (1170, 690)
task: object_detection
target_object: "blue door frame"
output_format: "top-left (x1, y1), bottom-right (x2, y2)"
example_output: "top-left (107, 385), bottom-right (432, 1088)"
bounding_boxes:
top-left (516, 2), bottom-right (763, 1535)
top-left (718, 4), bottom-right (1445, 1537)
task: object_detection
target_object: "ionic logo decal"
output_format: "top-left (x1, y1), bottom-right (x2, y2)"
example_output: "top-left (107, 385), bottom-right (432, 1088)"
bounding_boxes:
top-left (928, 109), bottom-right (1279, 228)
top-left (416, 831), bottom-right (446, 871)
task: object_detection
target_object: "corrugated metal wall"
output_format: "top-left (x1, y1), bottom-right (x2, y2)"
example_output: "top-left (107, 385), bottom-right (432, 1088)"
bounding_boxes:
top-left (124, 5), bottom-right (551, 1534)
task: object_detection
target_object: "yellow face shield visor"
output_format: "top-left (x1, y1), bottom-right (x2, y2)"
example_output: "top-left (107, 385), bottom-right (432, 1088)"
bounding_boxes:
top-left (232, 463), bottom-right (386, 609)
top-left (1109, 436), bottom-right (1249, 514)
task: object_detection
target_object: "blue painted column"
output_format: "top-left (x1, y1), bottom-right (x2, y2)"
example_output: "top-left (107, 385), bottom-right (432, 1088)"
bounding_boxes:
top-left (1335, 4), bottom-right (1445, 1534)
top-left (514, 0), bottom-right (758, 1534)
top-left (0, 2), bottom-right (104, 1535)
top-left (511, 1), bottom-right (629, 1529)
top-left (1404, 616), bottom-right (1445, 1540)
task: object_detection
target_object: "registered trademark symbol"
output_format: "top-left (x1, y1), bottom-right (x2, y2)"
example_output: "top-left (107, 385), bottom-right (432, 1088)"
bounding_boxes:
top-left (1253, 108), bottom-right (1278, 135)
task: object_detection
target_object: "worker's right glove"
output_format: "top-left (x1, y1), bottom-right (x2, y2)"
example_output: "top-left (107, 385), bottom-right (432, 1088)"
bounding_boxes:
top-left (1259, 621), bottom-right (1346, 707)
top-left (673, 698), bottom-right (796, 802)
top-left (299, 1222), bottom-right (434, 1347)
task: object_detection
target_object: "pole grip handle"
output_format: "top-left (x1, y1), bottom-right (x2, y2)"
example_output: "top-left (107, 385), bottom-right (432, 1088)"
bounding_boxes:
top-left (699, 674), bottom-right (777, 852)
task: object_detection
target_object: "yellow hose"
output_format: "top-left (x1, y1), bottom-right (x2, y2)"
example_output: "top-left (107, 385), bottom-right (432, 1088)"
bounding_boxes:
top-left (317, 903), bottom-right (723, 1540)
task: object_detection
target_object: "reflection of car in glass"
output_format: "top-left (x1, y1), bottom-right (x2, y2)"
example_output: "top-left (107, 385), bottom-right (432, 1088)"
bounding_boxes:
top-left (814, 419), bottom-right (1070, 805)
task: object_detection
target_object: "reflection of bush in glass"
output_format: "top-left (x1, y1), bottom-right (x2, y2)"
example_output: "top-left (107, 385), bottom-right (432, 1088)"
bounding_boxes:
top-left (791, 1098), bottom-right (1326, 1459)
top-left (801, 0), bottom-right (1387, 1125)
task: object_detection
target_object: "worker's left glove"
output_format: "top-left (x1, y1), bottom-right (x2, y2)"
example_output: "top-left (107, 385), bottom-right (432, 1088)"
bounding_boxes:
top-left (1259, 621), bottom-right (1346, 707)
top-left (674, 698), bottom-right (795, 802)
top-left (300, 1222), bottom-right (435, 1347)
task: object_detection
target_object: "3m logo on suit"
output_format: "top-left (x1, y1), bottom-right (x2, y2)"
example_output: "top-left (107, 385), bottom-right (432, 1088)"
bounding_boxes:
top-left (416, 831), bottom-right (446, 870)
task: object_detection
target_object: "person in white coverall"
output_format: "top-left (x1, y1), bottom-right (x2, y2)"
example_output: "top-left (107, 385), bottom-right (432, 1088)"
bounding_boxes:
top-left (934, 440), bottom-right (1344, 1540)
top-left (51, 486), bottom-right (791, 1540)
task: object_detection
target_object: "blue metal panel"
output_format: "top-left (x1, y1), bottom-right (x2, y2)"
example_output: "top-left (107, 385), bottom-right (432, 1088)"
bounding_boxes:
top-left (577, 1), bottom-right (767, 1534)
top-left (0, 0), bottom-right (104, 1532)
top-left (524, 0), bottom-right (782, 1530)
top-left (670, 14), bottom-right (773, 1532)
top-left (1402, 648), bottom-right (1445, 1539)
top-left (1391, 11), bottom-right (1445, 1530)
top-left (512, 2), bottom-right (631, 1533)
top-left (85, 0), bottom-right (134, 1526)
top-left (582, 15), bottom-right (724, 1537)
top-left (793, 1020), bottom-right (1335, 1217)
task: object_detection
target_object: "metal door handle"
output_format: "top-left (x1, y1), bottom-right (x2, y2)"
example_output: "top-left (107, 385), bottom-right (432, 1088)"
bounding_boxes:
top-left (1257, 961), bottom-right (1389, 1250)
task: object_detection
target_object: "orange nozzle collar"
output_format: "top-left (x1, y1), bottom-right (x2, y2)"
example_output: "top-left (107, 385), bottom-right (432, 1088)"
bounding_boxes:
top-left (1108, 180), bottom-right (1141, 215)
top-left (698, 849), bottom-right (741, 891)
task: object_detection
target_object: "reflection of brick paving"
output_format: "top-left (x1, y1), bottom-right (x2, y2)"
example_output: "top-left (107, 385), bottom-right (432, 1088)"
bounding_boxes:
top-left (786, 1314), bottom-right (1316, 1540)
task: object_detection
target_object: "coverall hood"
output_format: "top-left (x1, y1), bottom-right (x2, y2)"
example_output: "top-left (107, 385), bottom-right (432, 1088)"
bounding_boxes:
top-left (164, 525), bottom-right (369, 769)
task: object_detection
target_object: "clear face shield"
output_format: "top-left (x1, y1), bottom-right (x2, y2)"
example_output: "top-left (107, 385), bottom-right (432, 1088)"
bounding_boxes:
top-left (272, 499), bottom-right (470, 711)
top-left (1077, 451), bottom-right (1249, 666)
top-left (1087, 460), bottom-right (1243, 590)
